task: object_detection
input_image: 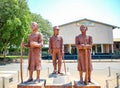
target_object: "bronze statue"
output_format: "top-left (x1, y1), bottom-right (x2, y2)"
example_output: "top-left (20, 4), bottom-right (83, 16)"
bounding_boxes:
top-left (22, 22), bottom-right (43, 83)
top-left (75, 25), bottom-right (93, 85)
top-left (48, 26), bottom-right (64, 74)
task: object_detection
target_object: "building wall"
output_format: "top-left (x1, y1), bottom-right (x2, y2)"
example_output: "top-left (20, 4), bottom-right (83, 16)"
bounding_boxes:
top-left (59, 23), bottom-right (79, 44)
top-left (59, 20), bottom-right (113, 45)
top-left (89, 23), bottom-right (113, 44)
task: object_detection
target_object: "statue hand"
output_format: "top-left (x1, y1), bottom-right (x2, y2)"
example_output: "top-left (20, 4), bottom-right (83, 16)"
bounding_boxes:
top-left (62, 50), bottom-right (64, 56)
top-left (21, 43), bottom-right (25, 48)
top-left (48, 49), bottom-right (52, 54)
top-left (30, 41), bottom-right (37, 48)
top-left (82, 45), bottom-right (87, 50)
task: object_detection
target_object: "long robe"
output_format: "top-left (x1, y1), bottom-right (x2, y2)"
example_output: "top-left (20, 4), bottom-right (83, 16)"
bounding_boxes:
top-left (75, 34), bottom-right (93, 72)
top-left (25, 32), bottom-right (43, 71)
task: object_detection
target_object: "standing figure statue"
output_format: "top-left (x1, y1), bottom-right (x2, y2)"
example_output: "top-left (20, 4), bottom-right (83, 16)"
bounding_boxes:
top-left (22, 22), bottom-right (43, 83)
top-left (48, 26), bottom-right (64, 74)
top-left (75, 25), bottom-right (93, 84)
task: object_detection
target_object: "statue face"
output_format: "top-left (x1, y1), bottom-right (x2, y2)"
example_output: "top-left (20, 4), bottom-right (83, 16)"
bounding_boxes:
top-left (80, 25), bottom-right (87, 33)
top-left (31, 22), bottom-right (38, 31)
top-left (53, 26), bottom-right (59, 35)
top-left (54, 29), bottom-right (59, 35)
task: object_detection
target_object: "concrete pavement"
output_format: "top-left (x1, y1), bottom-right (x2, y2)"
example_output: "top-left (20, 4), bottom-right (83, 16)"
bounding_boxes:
top-left (0, 59), bottom-right (120, 88)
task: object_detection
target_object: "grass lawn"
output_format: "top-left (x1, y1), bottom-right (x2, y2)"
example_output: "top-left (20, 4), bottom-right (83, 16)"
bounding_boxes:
top-left (0, 55), bottom-right (28, 59)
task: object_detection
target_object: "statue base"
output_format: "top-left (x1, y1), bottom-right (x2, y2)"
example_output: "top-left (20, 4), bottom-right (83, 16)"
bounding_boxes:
top-left (17, 79), bottom-right (45, 88)
top-left (74, 80), bottom-right (101, 88)
top-left (17, 73), bottom-right (101, 88)
top-left (46, 72), bottom-right (72, 88)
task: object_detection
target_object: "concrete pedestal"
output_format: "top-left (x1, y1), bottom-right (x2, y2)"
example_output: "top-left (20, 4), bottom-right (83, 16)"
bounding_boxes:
top-left (17, 79), bottom-right (45, 88)
top-left (0, 77), bottom-right (3, 88)
top-left (46, 73), bottom-right (72, 88)
top-left (0, 71), bottom-right (18, 82)
top-left (74, 80), bottom-right (101, 88)
top-left (0, 74), bottom-right (13, 88)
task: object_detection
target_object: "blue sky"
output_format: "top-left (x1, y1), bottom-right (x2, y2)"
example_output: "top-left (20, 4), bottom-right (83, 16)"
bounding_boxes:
top-left (28, 0), bottom-right (120, 38)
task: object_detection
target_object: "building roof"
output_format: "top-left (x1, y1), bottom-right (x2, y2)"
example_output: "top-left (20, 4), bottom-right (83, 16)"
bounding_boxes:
top-left (59, 18), bottom-right (119, 29)
top-left (114, 38), bottom-right (120, 42)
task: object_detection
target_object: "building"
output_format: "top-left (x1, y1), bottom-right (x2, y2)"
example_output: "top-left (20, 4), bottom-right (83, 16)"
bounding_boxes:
top-left (59, 18), bottom-right (118, 55)
top-left (114, 38), bottom-right (120, 54)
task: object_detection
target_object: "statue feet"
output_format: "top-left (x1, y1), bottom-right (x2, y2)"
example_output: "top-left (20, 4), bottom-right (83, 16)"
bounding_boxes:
top-left (52, 70), bottom-right (57, 74)
top-left (34, 78), bottom-right (40, 84)
top-left (24, 78), bottom-right (33, 83)
top-left (78, 78), bottom-right (84, 84)
top-left (58, 71), bottom-right (64, 75)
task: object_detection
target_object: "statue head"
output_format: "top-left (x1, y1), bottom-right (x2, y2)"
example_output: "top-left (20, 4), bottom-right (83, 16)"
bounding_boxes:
top-left (53, 26), bottom-right (60, 36)
top-left (80, 25), bottom-right (88, 34)
top-left (53, 26), bottom-right (60, 31)
top-left (31, 22), bottom-right (38, 31)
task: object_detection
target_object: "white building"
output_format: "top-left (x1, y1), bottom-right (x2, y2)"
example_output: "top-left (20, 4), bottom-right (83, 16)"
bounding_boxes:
top-left (59, 18), bottom-right (118, 54)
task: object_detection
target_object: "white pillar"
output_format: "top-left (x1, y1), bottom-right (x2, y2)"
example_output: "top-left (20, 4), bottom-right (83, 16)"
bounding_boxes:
top-left (95, 44), bottom-right (97, 53)
top-left (101, 44), bottom-right (104, 53)
top-left (111, 44), bottom-right (114, 53)
top-left (107, 45), bottom-right (109, 53)
top-left (68, 44), bottom-right (71, 54)
top-left (91, 48), bottom-right (92, 54)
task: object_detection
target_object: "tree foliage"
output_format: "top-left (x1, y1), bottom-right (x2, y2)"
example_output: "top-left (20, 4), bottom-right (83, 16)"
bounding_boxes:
top-left (31, 13), bottom-right (52, 44)
top-left (0, 0), bottom-right (31, 57)
top-left (0, 0), bottom-right (52, 57)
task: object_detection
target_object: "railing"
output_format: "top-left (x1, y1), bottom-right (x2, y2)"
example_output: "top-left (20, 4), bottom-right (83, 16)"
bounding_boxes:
top-left (43, 54), bottom-right (120, 60)
top-left (106, 73), bottom-right (120, 88)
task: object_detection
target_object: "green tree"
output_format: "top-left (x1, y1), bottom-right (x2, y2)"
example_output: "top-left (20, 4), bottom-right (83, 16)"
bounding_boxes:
top-left (31, 13), bottom-right (52, 44)
top-left (0, 0), bottom-right (31, 58)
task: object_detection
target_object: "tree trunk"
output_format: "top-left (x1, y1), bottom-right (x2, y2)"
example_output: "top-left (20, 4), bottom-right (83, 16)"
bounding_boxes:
top-left (3, 46), bottom-right (7, 59)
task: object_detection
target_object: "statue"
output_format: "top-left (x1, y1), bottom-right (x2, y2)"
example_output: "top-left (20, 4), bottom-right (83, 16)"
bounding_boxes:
top-left (48, 26), bottom-right (64, 74)
top-left (22, 22), bottom-right (43, 83)
top-left (75, 25), bottom-right (93, 85)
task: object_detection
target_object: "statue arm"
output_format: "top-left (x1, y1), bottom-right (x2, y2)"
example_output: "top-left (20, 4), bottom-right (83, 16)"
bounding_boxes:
top-left (86, 36), bottom-right (93, 49)
top-left (30, 33), bottom-right (43, 48)
top-left (48, 37), bottom-right (52, 54)
top-left (75, 36), bottom-right (83, 49)
top-left (61, 37), bottom-right (64, 55)
top-left (36, 34), bottom-right (43, 48)
top-left (36, 33), bottom-right (43, 48)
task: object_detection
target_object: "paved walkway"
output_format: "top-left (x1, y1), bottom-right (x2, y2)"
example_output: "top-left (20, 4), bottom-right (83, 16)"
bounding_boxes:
top-left (0, 59), bottom-right (120, 88)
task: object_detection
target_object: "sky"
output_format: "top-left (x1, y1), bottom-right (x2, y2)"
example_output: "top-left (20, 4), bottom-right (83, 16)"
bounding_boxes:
top-left (27, 0), bottom-right (120, 38)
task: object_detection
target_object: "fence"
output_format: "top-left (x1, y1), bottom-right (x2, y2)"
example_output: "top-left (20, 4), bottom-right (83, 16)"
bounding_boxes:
top-left (46, 54), bottom-right (120, 60)
top-left (106, 73), bottom-right (120, 88)
top-left (93, 66), bottom-right (120, 88)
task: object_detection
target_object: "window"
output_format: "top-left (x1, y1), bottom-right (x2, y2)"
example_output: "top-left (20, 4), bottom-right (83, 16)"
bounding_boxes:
top-left (97, 44), bottom-right (101, 53)
top-left (116, 43), bottom-right (120, 49)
